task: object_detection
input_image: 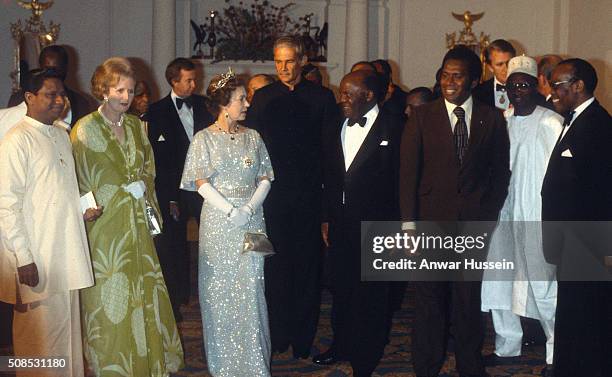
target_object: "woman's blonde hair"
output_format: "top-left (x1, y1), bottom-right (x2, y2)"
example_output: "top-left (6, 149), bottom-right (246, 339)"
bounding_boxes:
top-left (91, 57), bottom-right (135, 100)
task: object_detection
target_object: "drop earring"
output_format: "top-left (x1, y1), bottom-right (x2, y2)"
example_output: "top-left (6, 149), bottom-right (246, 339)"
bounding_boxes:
top-left (224, 112), bottom-right (229, 119)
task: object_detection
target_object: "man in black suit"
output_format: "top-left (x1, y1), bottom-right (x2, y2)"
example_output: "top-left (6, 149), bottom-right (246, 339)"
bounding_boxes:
top-left (399, 46), bottom-right (510, 377)
top-left (147, 57), bottom-right (213, 320)
top-left (8, 45), bottom-right (92, 126)
top-left (246, 36), bottom-right (338, 359)
top-left (313, 70), bottom-right (403, 376)
top-left (536, 54), bottom-right (563, 112)
top-left (473, 39), bottom-right (516, 110)
top-left (541, 58), bottom-right (612, 377)
top-left (372, 59), bottom-right (408, 120)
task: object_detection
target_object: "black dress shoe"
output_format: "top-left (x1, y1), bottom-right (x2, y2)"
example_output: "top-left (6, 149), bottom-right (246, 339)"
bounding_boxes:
top-left (483, 353), bottom-right (521, 366)
top-left (312, 348), bottom-right (340, 365)
top-left (541, 364), bottom-right (554, 377)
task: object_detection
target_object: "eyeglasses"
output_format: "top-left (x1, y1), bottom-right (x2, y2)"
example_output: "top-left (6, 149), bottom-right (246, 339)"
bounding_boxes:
top-left (551, 78), bottom-right (577, 90)
top-left (507, 82), bottom-right (534, 91)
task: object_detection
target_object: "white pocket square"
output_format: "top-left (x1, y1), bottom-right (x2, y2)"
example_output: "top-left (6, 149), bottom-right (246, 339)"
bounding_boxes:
top-left (379, 140), bottom-right (389, 146)
top-left (158, 135), bottom-right (166, 141)
top-left (561, 148), bottom-right (573, 157)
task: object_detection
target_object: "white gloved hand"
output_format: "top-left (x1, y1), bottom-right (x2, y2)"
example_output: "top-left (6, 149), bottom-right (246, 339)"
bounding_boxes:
top-left (197, 182), bottom-right (234, 216)
top-left (245, 179), bottom-right (271, 214)
top-left (229, 207), bottom-right (251, 228)
top-left (124, 180), bottom-right (146, 199)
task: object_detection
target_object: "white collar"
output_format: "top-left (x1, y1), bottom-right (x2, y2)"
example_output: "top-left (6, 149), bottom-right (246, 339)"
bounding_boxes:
top-left (24, 115), bottom-right (55, 137)
top-left (344, 103), bottom-right (379, 128)
top-left (362, 103), bottom-right (380, 125)
top-left (171, 90), bottom-right (190, 101)
top-left (494, 76), bottom-right (506, 89)
top-left (570, 97), bottom-right (595, 126)
top-left (444, 96), bottom-right (473, 118)
top-left (24, 115), bottom-right (52, 128)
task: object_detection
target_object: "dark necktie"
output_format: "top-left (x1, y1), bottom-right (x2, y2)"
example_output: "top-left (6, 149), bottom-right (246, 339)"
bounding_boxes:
top-left (562, 110), bottom-right (576, 127)
top-left (176, 96), bottom-right (193, 110)
top-left (495, 83), bottom-right (506, 92)
top-left (555, 110), bottom-right (576, 145)
top-left (453, 106), bottom-right (469, 164)
top-left (347, 117), bottom-right (368, 127)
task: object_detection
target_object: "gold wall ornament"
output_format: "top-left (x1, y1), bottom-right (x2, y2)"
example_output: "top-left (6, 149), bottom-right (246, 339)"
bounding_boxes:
top-left (10, 0), bottom-right (60, 93)
top-left (445, 11), bottom-right (490, 81)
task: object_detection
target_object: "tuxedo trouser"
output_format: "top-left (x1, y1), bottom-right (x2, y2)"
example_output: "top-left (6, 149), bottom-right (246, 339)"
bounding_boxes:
top-left (553, 281), bottom-right (612, 377)
top-left (156, 191), bottom-right (202, 314)
top-left (412, 281), bottom-right (485, 377)
top-left (0, 301), bottom-right (12, 346)
top-left (491, 309), bottom-right (555, 364)
top-left (264, 207), bottom-right (322, 355)
top-left (13, 290), bottom-right (83, 377)
top-left (329, 227), bottom-right (390, 376)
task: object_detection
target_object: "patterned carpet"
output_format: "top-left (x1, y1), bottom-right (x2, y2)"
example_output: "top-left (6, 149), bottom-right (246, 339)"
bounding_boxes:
top-left (174, 284), bottom-right (549, 377)
top-left (0, 242), bottom-right (550, 376)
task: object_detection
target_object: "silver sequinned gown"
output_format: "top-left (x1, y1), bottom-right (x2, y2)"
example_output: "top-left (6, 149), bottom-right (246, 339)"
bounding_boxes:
top-left (180, 127), bottom-right (274, 377)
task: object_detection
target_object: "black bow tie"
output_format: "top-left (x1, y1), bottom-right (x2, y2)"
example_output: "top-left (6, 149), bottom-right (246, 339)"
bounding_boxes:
top-left (562, 110), bottom-right (576, 127)
top-left (347, 117), bottom-right (368, 127)
top-left (495, 83), bottom-right (506, 92)
top-left (176, 97), bottom-right (193, 110)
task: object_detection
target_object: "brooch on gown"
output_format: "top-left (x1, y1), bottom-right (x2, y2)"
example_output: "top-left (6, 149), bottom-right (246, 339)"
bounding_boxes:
top-left (243, 157), bottom-right (254, 168)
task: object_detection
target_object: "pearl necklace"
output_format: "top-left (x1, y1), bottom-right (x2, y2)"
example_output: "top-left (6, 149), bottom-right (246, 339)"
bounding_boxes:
top-left (98, 105), bottom-right (124, 128)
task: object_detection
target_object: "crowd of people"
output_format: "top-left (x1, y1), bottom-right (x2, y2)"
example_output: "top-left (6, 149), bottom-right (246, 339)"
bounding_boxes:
top-left (0, 34), bottom-right (610, 377)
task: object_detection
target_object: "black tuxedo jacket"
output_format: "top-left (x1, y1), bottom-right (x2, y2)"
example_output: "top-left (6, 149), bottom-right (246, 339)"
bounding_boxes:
top-left (472, 79), bottom-right (495, 108)
top-left (323, 109), bottom-right (403, 232)
top-left (381, 86), bottom-right (408, 121)
top-left (399, 97), bottom-right (510, 222)
top-left (541, 99), bottom-right (612, 264)
top-left (146, 93), bottom-right (213, 207)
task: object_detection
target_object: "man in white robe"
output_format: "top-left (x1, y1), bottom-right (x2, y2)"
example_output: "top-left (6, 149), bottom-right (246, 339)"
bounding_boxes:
top-left (0, 69), bottom-right (98, 377)
top-left (481, 56), bottom-right (563, 376)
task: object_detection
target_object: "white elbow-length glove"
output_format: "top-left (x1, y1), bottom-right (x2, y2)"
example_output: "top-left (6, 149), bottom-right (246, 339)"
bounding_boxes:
top-left (198, 182), bottom-right (250, 227)
top-left (241, 179), bottom-right (271, 216)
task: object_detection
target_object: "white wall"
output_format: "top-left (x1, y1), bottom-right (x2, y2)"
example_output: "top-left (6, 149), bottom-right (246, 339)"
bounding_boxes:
top-left (389, 0), bottom-right (558, 90)
top-left (567, 0), bottom-right (612, 109)
top-left (0, 0), bottom-right (154, 106)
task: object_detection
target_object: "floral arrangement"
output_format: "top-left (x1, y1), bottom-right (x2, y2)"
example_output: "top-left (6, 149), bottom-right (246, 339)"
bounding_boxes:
top-left (213, 0), bottom-right (300, 62)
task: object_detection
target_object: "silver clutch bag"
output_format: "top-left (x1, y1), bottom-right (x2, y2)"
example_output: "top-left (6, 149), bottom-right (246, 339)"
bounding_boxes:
top-left (242, 232), bottom-right (275, 257)
top-left (145, 200), bottom-right (162, 236)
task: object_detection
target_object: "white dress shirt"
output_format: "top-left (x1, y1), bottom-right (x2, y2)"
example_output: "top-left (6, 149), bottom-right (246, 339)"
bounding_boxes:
top-left (341, 104), bottom-right (379, 171)
top-left (444, 96), bottom-right (473, 137)
top-left (494, 76), bottom-right (510, 110)
top-left (171, 90), bottom-right (195, 142)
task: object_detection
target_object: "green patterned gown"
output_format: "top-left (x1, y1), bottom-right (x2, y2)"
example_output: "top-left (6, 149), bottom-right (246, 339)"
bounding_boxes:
top-left (70, 111), bottom-right (184, 376)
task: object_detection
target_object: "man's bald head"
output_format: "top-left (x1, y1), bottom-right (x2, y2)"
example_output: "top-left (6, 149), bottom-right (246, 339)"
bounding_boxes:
top-left (350, 61), bottom-right (377, 73)
top-left (339, 70), bottom-right (379, 120)
top-left (247, 74), bottom-right (274, 102)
